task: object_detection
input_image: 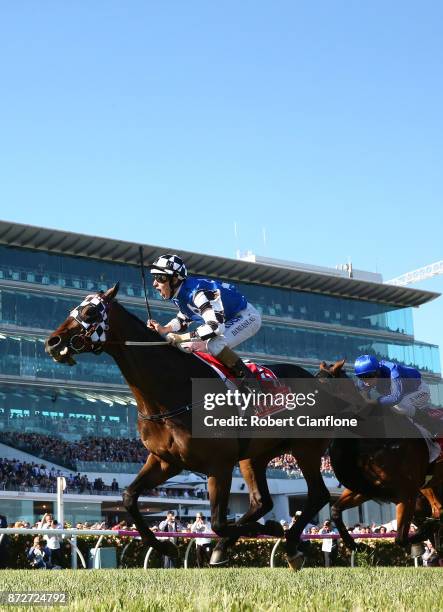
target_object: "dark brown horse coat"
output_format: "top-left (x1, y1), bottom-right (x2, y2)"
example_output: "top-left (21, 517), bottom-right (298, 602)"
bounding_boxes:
top-left (46, 285), bottom-right (346, 567)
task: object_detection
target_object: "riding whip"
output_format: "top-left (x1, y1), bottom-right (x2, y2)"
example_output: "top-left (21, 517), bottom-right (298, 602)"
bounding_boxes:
top-left (138, 246), bottom-right (153, 321)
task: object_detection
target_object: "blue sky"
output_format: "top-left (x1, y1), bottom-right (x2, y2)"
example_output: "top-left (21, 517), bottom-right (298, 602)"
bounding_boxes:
top-left (0, 2), bottom-right (442, 362)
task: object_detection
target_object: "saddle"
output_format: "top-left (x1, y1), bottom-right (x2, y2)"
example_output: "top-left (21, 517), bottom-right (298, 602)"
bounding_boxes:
top-left (194, 351), bottom-right (291, 417)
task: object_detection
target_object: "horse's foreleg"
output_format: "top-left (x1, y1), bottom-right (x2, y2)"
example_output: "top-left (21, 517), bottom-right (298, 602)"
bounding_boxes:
top-left (123, 454), bottom-right (180, 557)
top-left (207, 470), bottom-right (233, 566)
top-left (283, 450), bottom-right (330, 570)
top-left (409, 486), bottom-right (443, 545)
top-left (285, 452), bottom-right (330, 542)
top-left (331, 488), bottom-right (368, 551)
top-left (420, 485), bottom-right (443, 520)
top-left (395, 499), bottom-right (415, 547)
top-left (419, 461), bottom-right (443, 549)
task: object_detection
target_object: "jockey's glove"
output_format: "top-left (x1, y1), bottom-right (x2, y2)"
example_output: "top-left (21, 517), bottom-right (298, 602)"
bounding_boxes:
top-left (166, 332), bottom-right (193, 346)
top-left (357, 398), bottom-right (379, 420)
top-left (365, 399), bottom-right (380, 408)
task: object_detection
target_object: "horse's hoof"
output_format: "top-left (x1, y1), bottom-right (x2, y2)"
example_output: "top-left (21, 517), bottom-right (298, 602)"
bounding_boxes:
top-left (264, 520), bottom-right (285, 538)
top-left (209, 549), bottom-right (229, 566)
top-left (286, 551), bottom-right (304, 571)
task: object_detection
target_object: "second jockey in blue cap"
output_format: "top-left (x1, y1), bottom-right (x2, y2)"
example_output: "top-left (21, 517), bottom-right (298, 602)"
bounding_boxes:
top-left (354, 354), bottom-right (431, 420)
top-left (147, 253), bottom-right (262, 390)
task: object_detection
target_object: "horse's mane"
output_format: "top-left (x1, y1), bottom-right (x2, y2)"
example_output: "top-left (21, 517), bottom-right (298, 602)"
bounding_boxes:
top-left (111, 299), bottom-right (209, 368)
top-left (113, 300), bottom-right (164, 341)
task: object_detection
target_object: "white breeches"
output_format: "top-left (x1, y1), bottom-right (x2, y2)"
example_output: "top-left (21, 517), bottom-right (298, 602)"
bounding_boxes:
top-left (183, 303), bottom-right (262, 356)
top-left (391, 382), bottom-right (431, 418)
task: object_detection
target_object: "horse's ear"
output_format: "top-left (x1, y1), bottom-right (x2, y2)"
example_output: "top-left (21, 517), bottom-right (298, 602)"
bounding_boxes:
top-left (104, 282), bottom-right (120, 301)
top-left (332, 358), bottom-right (346, 373)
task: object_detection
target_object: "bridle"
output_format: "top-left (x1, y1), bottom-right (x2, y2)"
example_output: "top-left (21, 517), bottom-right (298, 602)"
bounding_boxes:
top-left (67, 290), bottom-right (174, 356)
top-left (67, 291), bottom-right (195, 423)
top-left (68, 293), bottom-right (110, 355)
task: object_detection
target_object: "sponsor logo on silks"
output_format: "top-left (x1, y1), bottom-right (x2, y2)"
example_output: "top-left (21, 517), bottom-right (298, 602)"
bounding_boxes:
top-left (231, 319), bottom-right (252, 336)
top-left (225, 317), bottom-right (242, 329)
top-left (413, 391), bottom-right (431, 409)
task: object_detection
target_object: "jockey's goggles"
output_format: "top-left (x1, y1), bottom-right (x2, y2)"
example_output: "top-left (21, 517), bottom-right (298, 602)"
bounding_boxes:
top-left (152, 273), bottom-right (170, 283)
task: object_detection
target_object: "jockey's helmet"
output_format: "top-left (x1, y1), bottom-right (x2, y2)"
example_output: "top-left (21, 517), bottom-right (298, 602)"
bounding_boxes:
top-left (354, 354), bottom-right (380, 378)
top-left (150, 254), bottom-right (187, 281)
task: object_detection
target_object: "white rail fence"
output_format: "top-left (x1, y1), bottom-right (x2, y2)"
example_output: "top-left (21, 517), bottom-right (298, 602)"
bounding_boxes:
top-left (0, 528), bottom-right (414, 569)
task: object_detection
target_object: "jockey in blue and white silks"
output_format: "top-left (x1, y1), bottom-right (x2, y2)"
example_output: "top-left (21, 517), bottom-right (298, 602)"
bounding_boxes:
top-left (147, 253), bottom-right (262, 387)
top-left (354, 354), bottom-right (431, 419)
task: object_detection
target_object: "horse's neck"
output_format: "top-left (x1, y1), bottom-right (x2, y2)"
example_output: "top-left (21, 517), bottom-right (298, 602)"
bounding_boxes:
top-left (105, 303), bottom-right (192, 410)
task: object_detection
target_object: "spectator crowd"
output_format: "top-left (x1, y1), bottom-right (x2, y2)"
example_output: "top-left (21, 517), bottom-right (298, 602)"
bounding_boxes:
top-left (1, 411), bottom-right (132, 439)
top-left (1, 431), bottom-right (337, 482)
top-left (268, 454), bottom-right (335, 478)
top-left (0, 457), bottom-right (120, 494)
top-left (0, 432), bottom-right (147, 465)
top-left (0, 457), bottom-right (206, 499)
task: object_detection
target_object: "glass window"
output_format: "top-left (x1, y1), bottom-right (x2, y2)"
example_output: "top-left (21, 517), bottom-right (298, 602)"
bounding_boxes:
top-left (0, 385), bottom-right (137, 439)
top-left (0, 244), bottom-right (415, 335)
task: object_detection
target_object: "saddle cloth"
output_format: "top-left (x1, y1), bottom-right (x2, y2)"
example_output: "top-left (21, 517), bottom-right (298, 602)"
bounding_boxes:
top-left (194, 351), bottom-right (291, 417)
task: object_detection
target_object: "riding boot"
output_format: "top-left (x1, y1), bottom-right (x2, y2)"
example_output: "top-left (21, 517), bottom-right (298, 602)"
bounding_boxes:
top-left (215, 346), bottom-right (261, 395)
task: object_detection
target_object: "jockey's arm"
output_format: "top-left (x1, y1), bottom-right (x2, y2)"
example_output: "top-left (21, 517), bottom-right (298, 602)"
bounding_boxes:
top-left (193, 289), bottom-right (226, 341)
top-left (166, 311), bottom-right (190, 333)
top-left (148, 312), bottom-right (190, 335)
top-left (376, 377), bottom-right (404, 408)
top-left (164, 290), bottom-right (226, 346)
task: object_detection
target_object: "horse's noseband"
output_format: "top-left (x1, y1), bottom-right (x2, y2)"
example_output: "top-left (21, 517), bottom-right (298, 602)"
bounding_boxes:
top-left (69, 293), bottom-right (109, 354)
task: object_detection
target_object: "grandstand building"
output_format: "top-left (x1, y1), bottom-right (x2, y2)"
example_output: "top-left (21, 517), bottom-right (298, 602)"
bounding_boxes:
top-left (0, 220), bottom-right (441, 527)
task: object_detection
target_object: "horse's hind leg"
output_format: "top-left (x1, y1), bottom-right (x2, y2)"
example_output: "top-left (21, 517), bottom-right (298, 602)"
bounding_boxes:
top-left (208, 467), bottom-right (276, 566)
top-left (331, 488), bottom-right (369, 551)
top-left (123, 454), bottom-right (180, 557)
top-left (212, 458), bottom-right (281, 563)
top-left (237, 458), bottom-right (282, 534)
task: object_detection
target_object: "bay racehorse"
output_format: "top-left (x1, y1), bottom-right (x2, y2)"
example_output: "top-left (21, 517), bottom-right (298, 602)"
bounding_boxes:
top-left (317, 361), bottom-right (443, 551)
top-left (45, 284), bottom-right (346, 568)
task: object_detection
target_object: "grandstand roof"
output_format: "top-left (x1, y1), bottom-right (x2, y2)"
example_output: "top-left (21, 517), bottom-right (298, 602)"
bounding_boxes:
top-left (0, 220), bottom-right (439, 308)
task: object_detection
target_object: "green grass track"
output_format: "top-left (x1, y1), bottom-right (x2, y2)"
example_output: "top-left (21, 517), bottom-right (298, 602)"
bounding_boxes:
top-left (0, 567), bottom-right (442, 612)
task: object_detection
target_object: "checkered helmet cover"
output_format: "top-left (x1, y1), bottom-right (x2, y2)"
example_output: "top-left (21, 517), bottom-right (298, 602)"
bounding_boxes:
top-left (150, 253), bottom-right (187, 280)
top-left (69, 293), bottom-right (109, 344)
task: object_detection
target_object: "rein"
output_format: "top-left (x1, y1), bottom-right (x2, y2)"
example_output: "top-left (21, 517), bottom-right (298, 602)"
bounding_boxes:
top-left (108, 340), bottom-right (169, 346)
top-left (137, 404), bottom-right (192, 422)
top-left (137, 399), bottom-right (204, 422)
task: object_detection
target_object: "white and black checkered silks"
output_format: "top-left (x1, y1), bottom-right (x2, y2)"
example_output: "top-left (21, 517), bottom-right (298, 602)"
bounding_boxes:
top-left (167, 289), bottom-right (225, 339)
top-left (168, 287), bottom-right (261, 355)
top-left (69, 294), bottom-right (109, 344)
top-left (150, 254), bottom-right (187, 279)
